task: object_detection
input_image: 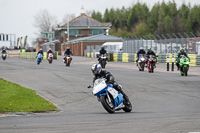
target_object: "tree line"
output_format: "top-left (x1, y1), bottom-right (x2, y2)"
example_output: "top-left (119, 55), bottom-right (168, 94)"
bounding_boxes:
top-left (91, 1), bottom-right (200, 38)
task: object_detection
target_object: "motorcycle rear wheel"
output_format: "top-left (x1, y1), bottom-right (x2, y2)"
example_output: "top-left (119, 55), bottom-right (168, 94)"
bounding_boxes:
top-left (101, 61), bottom-right (106, 68)
top-left (37, 59), bottom-right (41, 65)
top-left (122, 100), bottom-right (132, 112)
top-left (100, 95), bottom-right (115, 113)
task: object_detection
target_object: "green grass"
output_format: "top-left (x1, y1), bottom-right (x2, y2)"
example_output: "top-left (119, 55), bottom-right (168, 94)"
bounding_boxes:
top-left (0, 78), bottom-right (58, 113)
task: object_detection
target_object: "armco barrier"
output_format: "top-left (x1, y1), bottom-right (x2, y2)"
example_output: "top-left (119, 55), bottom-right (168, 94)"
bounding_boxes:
top-left (20, 52), bottom-right (37, 59)
top-left (87, 53), bottom-right (90, 58)
top-left (188, 54), bottom-right (196, 66)
top-left (165, 54), bottom-right (176, 64)
top-left (158, 54), bottom-right (166, 63)
top-left (118, 53), bottom-right (122, 62)
top-left (122, 53), bottom-right (129, 62)
top-left (19, 52), bottom-right (58, 60)
top-left (196, 55), bottom-right (200, 66)
top-left (113, 53), bottom-right (118, 62)
top-left (128, 53), bottom-right (135, 62)
top-left (86, 53), bottom-right (200, 66)
top-left (107, 53), bottom-right (112, 61)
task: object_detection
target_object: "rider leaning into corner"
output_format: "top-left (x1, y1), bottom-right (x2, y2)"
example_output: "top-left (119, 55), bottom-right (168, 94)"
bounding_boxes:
top-left (136, 47), bottom-right (146, 66)
top-left (176, 48), bottom-right (190, 70)
top-left (98, 46), bottom-right (108, 61)
top-left (47, 48), bottom-right (53, 58)
top-left (146, 48), bottom-right (156, 66)
top-left (91, 64), bottom-right (130, 104)
top-left (63, 47), bottom-right (73, 61)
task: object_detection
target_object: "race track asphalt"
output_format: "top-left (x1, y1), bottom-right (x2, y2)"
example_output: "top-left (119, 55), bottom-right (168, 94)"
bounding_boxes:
top-left (0, 56), bottom-right (200, 133)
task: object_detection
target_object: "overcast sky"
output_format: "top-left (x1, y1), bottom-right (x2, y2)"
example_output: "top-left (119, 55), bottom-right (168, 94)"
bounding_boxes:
top-left (0, 0), bottom-right (199, 47)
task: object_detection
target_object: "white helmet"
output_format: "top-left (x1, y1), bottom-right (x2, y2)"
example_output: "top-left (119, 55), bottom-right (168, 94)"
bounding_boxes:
top-left (91, 64), bottom-right (102, 75)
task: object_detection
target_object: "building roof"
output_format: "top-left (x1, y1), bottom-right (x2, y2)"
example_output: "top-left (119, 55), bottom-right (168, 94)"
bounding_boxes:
top-left (61, 14), bottom-right (111, 28)
top-left (42, 40), bottom-right (59, 46)
top-left (62, 34), bottom-right (123, 45)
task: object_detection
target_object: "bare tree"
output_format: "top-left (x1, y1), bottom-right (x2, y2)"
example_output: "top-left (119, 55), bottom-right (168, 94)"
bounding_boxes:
top-left (85, 10), bottom-right (93, 17)
top-left (61, 13), bottom-right (76, 25)
top-left (33, 9), bottom-right (58, 33)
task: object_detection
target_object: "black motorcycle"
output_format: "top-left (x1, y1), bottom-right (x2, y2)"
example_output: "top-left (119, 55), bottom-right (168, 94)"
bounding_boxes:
top-left (2, 53), bottom-right (7, 61)
top-left (99, 54), bottom-right (107, 68)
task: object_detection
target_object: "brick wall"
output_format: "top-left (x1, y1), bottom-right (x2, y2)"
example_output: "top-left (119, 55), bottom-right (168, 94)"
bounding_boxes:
top-left (61, 41), bottom-right (104, 56)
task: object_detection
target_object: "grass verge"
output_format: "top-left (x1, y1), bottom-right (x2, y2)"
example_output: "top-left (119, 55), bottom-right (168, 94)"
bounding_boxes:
top-left (0, 78), bottom-right (58, 113)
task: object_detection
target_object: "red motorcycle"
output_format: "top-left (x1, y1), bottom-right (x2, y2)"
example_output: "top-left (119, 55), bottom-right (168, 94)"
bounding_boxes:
top-left (147, 55), bottom-right (157, 73)
top-left (48, 53), bottom-right (54, 63)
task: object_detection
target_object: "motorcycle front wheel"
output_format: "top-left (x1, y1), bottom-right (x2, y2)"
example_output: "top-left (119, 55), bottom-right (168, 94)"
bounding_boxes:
top-left (184, 67), bottom-right (188, 76)
top-left (151, 63), bottom-right (154, 73)
top-left (141, 62), bottom-right (145, 71)
top-left (37, 59), bottom-right (41, 65)
top-left (100, 95), bottom-right (115, 113)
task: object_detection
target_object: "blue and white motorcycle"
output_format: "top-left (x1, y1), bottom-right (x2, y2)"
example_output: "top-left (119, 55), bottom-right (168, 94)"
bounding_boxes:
top-left (138, 54), bottom-right (146, 71)
top-left (88, 78), bottom-right (132, 113)
top-left (37, 53), bottom-right (43, 65)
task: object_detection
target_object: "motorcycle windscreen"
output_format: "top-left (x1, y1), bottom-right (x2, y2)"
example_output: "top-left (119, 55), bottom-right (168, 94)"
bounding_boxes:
top-left (93, 79), bottom-right (107, 95)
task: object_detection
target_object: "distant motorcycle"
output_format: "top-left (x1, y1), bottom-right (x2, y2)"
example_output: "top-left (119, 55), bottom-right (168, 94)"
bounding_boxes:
top-left (48, 53), bottom-right (54, 64)
top-left (147, 55), bottom-right (157, 73)
top-left (88, 78), bottom-right (132, 113)
top-left (137, 54), bottom-right (146, 71)
top-left (99, 54), bottom-right (107, 68)
top-left (37, 53), bottom-right (43, 65)
top-left (64, 55), bottom-right (72, 66)
top-left (2, 53), bottom-right (7, 61)
top-left (179, 55), bottom-right (189, 76)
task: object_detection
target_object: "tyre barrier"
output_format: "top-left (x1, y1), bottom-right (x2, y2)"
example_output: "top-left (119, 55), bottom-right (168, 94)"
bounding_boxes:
top-left (86, 53), bottom-right (200, 66)
top-left (19, 52), bottom-right (58, 60)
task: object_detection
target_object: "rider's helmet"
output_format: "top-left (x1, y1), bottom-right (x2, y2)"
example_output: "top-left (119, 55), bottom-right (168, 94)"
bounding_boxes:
top-left (67, 47), bottom-right (70, 50)
top-left (139, 47), bottom-right (144, 51)
top-left (91, 64), bottom-right (102, 75)
top-left (40, 49), bottom-right (43, 51)
top-left (148, 48), bottom-right (152, 52)
top-left (49, 48), bottom-right (52, 51)
top-left (180, 48), bottom-right (185, 53)
top-left (101, 46), bottom-right (105, 50)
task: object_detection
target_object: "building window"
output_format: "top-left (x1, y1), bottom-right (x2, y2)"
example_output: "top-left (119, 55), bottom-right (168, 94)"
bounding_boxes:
top-left (89, 29), bottom-right (104, 35)
top-left (89, 29), bottom-right (92, 35)
top-left (42, 33), bottom-right (48, 38)
top-left (78, 29), bottom-right (82, 35)
top-left (69, 29), bottom-right (82, 36)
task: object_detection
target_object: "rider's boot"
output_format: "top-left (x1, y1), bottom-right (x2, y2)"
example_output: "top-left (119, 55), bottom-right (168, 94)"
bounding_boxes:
top-left (176, 63), bottom-right (179, 70)
top-left (63, 57), bottom-right (66, 62)
top-left (136, 59), bottom-right (138, 66)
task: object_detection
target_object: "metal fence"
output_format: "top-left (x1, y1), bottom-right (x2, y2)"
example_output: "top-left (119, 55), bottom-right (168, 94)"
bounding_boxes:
top-left (84, 45), bottom-right (102, 57)
top-left (123, 33), bottom-right (200, 55)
